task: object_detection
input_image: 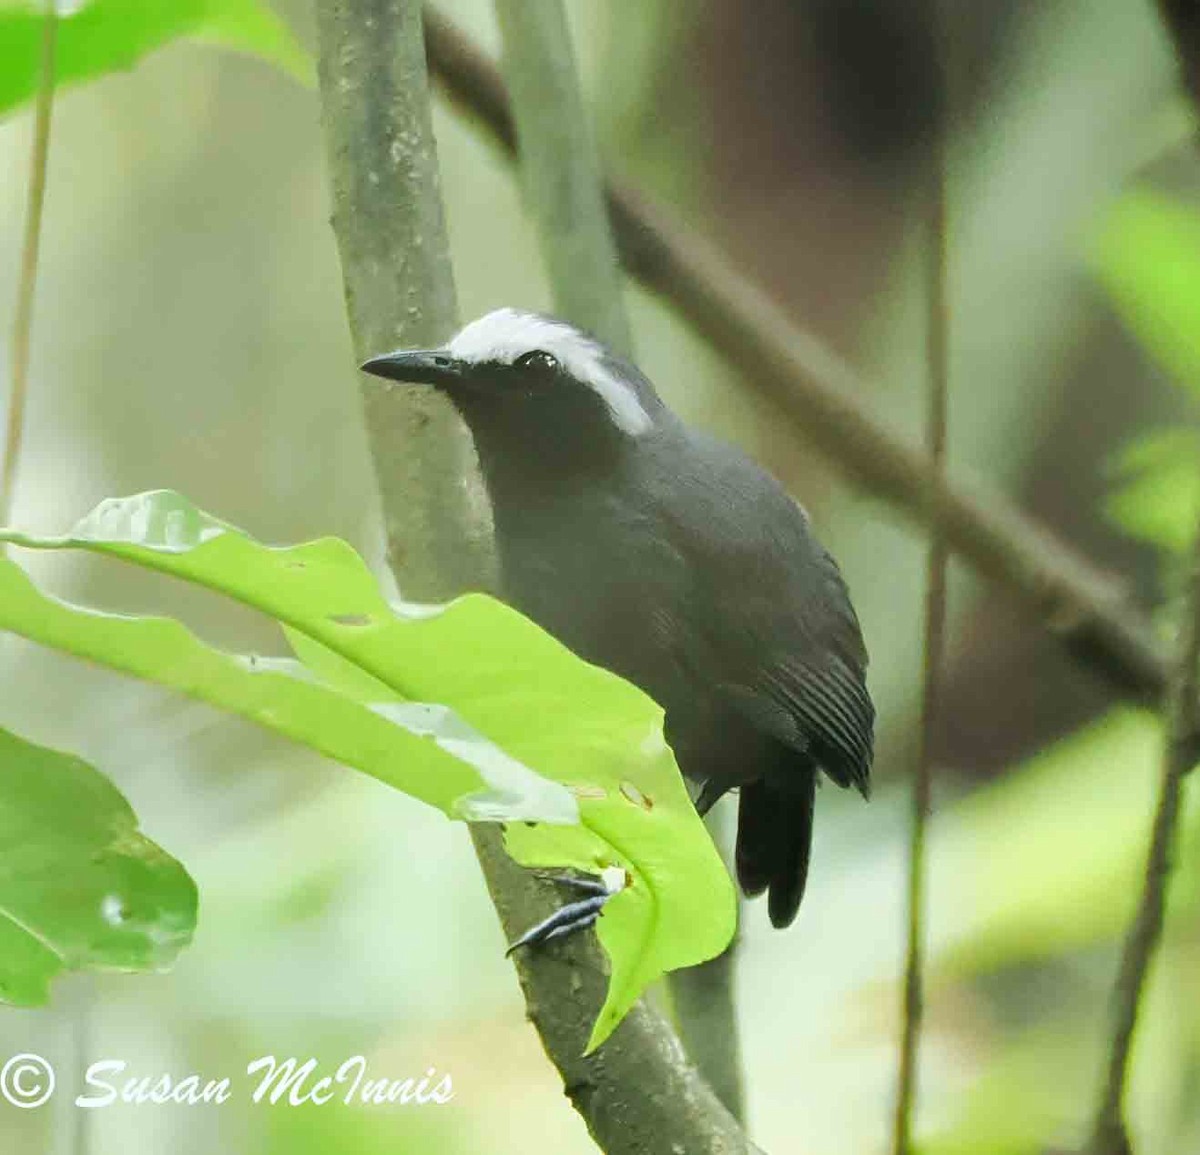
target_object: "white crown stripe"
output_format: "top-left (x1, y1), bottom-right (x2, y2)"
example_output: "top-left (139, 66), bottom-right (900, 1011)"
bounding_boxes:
top-left (447, 309), bottom-right (654, 436)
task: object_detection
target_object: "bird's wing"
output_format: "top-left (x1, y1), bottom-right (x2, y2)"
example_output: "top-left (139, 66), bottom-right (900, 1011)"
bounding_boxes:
top-left (747, 645), bottom-right (874, 793)
top-left (642, 435), bottom-right (874, 792)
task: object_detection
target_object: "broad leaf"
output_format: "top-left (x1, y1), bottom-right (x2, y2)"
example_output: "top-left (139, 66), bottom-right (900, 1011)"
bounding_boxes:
top-left (1094, 190), bottom-right (1200, 399)
top-left (0, 491), bottom-right (736, 1048)
top-left (1094, 194), bottom-right (1200, 556)
top-left (0, 725), bottom-right (196, 1004)
top-left (0, 0), bottom-right (311, 118)
top-left (1105, 428), bottom-right (1200, 554)
top-left (931, 708), bottom-right (1200, 979)
top-left (0, 562), bottom-right (575, 826)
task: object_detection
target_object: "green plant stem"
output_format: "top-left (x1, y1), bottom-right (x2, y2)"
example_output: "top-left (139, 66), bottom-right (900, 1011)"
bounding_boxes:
top-left (1086, 523), bottom-right (1200, 1155)
top-left (492, 0), bottom-right (630, 354)
top-left (893, 17), bottom-right (950, 1151)
top-left (2, 3), bottom-right (57, 532)
top-left (315, 3), bottom-right (759, 1150)
top-left (669, 803), bottom-right (746, 1123)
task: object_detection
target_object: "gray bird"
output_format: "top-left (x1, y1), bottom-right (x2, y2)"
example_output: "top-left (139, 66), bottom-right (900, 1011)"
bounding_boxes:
top-left (363, 308), bottom-right (873, 932)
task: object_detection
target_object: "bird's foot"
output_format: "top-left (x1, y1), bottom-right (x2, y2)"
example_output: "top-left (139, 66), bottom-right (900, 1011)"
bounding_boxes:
top-left (505, 871), bottom-right (621, 956)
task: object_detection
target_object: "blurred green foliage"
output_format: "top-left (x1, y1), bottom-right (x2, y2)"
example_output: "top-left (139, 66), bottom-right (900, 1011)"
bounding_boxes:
top-left (1107, 428), bottom-right (1200, 555)
top-left (1096, 190), bottom-right (1200, 555)
top-left (0, 725), bottom-right (196, 1004)
top-left (921, 712), bottom-right (1200, 1154)
top-left (1097, 192), bottom-right (1200, 397)
top-left (924, 183), bottom-right (1200, 1155)
top-left (934, 709), bottom-right (1174, 978)
top-left (263, 1099), bottom-right (468, 1155)
top-left (0, 0), bottom-right (310, 117)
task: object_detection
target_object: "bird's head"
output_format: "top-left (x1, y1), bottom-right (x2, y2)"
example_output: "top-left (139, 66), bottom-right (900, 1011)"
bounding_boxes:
top-left (361, 309), bottom-right (666, 485)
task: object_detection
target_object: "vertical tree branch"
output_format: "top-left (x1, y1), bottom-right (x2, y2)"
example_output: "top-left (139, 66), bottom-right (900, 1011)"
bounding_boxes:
top-left (893, 11), bottom-right (950, 1152)
top-left (473, 831), bottom-right (763, 1154)
top-left (315, 3), bottom-right (760, 1149)
top-left (315, 0), bottom-right (488, 599)
top-left (492, 0), bottom-right (631, 354)
top-left (2, 2), bottom-right (57, 532)
top-left (668, 803), bottom-right (747, 1123)
top-left (490, 0), bottom-right (745, 1119)
top-left (1086, 523), bottom-right (1200, 1155)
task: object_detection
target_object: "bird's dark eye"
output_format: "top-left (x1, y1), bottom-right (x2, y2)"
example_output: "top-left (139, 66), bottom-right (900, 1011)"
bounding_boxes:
top-left (514, 349), bottom-right (559, 373)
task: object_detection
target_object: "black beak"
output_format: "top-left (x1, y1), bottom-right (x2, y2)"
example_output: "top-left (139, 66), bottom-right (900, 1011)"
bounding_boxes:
top-left (359, 349), bottom-right (467, 389)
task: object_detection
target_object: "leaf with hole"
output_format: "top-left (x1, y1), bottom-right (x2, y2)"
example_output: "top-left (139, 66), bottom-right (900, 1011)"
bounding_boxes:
top-left (0, 725), bottom-right (196, 1004)
top-left (0, 491), bottom-right (736, 1048)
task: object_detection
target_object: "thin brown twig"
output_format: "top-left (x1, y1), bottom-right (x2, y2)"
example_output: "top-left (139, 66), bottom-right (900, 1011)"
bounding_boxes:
top-left (1084, 5), bottom-right (1200, 1147)
top-left (422, 7), bottom-right (1171, 715)
top-left (2, 3), bottom-right (57, 532)
top-left (893, 13), bottom-right (950, 1151)
top-left (1086, 522), bottom-right (1200, 1155)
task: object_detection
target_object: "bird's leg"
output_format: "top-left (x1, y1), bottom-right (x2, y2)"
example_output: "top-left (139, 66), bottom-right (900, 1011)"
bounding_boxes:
top-left (505, 871), bottom-right (618, 956)
top-left (693, 778), bottom-right (727, 817)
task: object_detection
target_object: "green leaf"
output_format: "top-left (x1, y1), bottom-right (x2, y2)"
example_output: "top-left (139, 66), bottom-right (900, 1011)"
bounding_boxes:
top-left (0, 0), bottom-right (312, 118)
top-left (1105, 428), bottom-right (1200, 553)
top-left (1094, 190), bottom-right (1200, 399)
top-left (263, 1096), bottom-right (469, 1155)
top-left (923, 1019), bottom-right (1096, 1155)
top-left (0, 725), bottom-right (196, 1004)
top-left (931, 707), bottom-right (1200, 978)
top-left (0, 491), bottom-right (736, 1048)
top-left (932, 710), bottom-right (1154, 977)
top-left (0, 563), bottom-right (573, 825)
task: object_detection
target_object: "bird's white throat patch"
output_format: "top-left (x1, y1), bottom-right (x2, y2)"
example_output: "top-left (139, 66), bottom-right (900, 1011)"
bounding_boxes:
top-left (447, 308), bottom-right (654, 436)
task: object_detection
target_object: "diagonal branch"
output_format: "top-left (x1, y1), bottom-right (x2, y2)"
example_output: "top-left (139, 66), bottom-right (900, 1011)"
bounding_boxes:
top-left (423, 7), bottom-right (1170, 711)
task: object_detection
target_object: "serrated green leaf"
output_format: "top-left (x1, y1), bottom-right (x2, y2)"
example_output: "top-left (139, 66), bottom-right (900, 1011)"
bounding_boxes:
top-left (0, 561), bottom-right (574, 825)
top-left (1093, 190), bottom-right (1200, 399)
top-left (0, 491), bottom-right (736, 1048)
top-left (0, 0), bottom-right (312, 118)
top-left (0, 725), bottom-right (196, 1004)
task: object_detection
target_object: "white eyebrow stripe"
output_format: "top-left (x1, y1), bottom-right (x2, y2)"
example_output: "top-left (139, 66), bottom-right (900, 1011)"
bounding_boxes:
top-left (447, 308), bottom-right (654, 436)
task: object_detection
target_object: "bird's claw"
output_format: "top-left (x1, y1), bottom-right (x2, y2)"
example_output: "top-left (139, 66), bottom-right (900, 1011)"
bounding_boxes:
top-left (505, 872), bottom-right (614, 956)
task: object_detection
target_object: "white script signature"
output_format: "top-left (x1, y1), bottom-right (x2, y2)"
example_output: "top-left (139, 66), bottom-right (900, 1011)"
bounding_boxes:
top-left (71, 1055), bottom-right (454, 1109)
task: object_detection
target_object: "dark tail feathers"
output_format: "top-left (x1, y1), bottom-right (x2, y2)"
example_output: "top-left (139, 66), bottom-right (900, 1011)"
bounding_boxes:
top-left (736, 773), bottom-right (816, 928)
